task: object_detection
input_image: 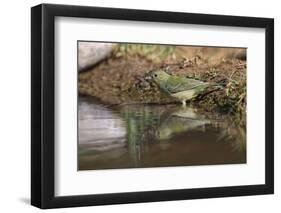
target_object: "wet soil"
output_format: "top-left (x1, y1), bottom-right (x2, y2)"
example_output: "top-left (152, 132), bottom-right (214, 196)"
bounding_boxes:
top-left (79, 55), bottom-right (246, 124)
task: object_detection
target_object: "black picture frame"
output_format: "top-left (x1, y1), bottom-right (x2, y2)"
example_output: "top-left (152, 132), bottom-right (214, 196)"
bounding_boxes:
top-left (31, 3), bottom-right (274, 209)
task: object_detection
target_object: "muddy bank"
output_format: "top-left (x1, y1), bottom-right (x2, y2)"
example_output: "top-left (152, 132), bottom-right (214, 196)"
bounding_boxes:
top-left (79, 56), bottom-right (245, 119)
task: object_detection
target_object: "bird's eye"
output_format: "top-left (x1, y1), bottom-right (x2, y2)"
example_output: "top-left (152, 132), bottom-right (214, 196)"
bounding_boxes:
top-left (154, 74), bottom-right (158, 77)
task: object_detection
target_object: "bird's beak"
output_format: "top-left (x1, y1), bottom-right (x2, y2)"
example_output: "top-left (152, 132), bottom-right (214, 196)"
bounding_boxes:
top-left (145, 75), bottom-right (152, 80)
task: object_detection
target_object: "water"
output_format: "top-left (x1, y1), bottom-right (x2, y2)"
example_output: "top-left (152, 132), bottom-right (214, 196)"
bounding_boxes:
top-left (78, 97), bottom-right (246, 170)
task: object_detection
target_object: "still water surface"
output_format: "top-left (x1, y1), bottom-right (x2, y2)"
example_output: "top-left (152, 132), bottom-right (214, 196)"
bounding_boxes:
top-left (79, 97), bottom-right (246, 170)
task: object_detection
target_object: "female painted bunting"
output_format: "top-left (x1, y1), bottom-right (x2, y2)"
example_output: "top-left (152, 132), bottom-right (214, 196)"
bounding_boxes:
top-left (146, 69), bottom-right (221, 106)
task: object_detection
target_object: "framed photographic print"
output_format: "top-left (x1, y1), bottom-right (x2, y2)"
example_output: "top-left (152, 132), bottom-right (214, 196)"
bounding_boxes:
top-left (31, 3), bottom-right (274, 209)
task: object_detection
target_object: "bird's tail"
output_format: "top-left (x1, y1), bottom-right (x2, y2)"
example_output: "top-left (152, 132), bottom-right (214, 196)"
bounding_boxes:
top-left (208, 82), bottom-right (225, 89)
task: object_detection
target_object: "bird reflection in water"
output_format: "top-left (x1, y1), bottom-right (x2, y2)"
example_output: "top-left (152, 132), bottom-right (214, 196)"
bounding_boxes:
top-left (78, 97), bottom-right (246, 170)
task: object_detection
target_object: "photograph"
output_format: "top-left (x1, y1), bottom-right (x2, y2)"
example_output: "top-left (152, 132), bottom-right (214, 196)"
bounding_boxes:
top-left (30, 3), bottom-right (274, 209)
top-left (78, 42), bottom-right (247, 170)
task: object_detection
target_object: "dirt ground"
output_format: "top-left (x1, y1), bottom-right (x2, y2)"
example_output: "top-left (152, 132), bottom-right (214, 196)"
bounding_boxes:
top-left (79, 45), bottom-right (246, 124)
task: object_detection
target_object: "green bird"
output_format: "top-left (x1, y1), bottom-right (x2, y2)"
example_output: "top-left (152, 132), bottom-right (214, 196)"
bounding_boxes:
top-left (147, 69), bottom-right (220, 106)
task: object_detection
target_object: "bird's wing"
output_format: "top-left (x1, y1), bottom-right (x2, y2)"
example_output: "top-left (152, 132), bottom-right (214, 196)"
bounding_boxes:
top-left (165, 76), bottom-right (206, 94)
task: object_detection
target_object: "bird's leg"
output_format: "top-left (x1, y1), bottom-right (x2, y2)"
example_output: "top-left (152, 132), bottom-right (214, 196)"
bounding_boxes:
top-left (182, 100), bottom-right (186, 107)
